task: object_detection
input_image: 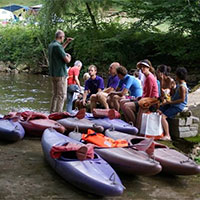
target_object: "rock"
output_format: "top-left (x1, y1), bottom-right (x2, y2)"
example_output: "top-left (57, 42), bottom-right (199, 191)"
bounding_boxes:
top-left (0, 61), bottom-right (8, 72)
top-left (11, 69), bottom-right (19, 74)
top-left (179, 130), bottom-right (198, 138)
top-left (6, 61), bottom-right (15, 69)
top-left (191, 116), bottom-right (200, 123)
top-left (168, 111), bottom-right (199, 138)
top-left (5, 68), bottom-right (11, 73)
top-left (176, 108), bottom-right (192, 118)
top-left (16, 64), bottom-right (29, 71)
top-left (178, 126), bottom-right (190, 132)
top-left (22, 69), bottom-right (29, 73)
top-left (190, 124), bottom-right (199, 131)
top-left (185, 117), bottom-right (193, 126)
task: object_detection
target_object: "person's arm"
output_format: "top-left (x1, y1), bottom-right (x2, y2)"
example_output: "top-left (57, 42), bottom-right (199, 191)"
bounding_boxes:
top-left (103, 87), bottom-right (114, 93)
top-left (163, 85), bottom-right (186, 105)
top-left (170, 79), bottom-right (176, 96)
top-left (62, 37), bottom-right (73, 49)
top-left (97, 88), bottom-right (102, 92)
top-left (74, 75), bottom-right (81, 89)
top-left (63, 53), bottom-right (71, 64)
top-left (108, 88), bottom-right (129, 97)
top-left (97, 77), bottom-right (104, 93)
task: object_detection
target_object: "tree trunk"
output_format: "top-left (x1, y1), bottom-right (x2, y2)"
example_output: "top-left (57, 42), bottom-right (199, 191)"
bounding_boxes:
top-left (85, 2), bottom-right (98, 29)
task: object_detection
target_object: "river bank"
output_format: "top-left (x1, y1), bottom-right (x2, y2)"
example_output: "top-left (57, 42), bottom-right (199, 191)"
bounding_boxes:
top-left (0, 73), bottom-right (200, 199)
top-left (0, 137), bottom-right (200, 200)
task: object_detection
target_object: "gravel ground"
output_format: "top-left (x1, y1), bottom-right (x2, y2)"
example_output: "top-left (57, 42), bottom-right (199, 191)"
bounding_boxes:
top-left (0, 89), bottom-right (200, 200)
top-left (0, 138), bottom-right (200, 200)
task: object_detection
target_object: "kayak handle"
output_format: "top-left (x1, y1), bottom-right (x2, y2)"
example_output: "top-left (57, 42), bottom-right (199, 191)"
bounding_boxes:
top-left (109, 172), bottom-right (126, 189)
top-left (109, 124), bottom-right (115, 131)
top-left (73, 126), bottom-right (79, 133)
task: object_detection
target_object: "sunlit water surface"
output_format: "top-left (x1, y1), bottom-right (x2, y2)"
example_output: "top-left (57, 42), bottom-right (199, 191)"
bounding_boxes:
top-left (0, 73), bottom-right (51, 115)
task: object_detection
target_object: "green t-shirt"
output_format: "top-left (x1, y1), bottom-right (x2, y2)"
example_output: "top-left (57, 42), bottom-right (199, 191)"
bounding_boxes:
top-left (48, 40), bottom-right (67, 77)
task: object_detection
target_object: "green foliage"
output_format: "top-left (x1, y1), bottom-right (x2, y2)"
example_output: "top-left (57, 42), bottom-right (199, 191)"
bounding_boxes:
top-left (184, 135), bottom-right (200, 143)
top-left (0, 0), bottom-right (42, 7)
top-left (0, 24), bottom-right (46, 71)
top-left (65, 24), bottom-right (200, 72)
top-left (1, 22), bottom-right (200, 74)
top-left (195, 156), bottom-right (200, 164)
top-left (1, 0), bottom-right (200, 75)
top-left (122, 0), bottom-right (200, 36)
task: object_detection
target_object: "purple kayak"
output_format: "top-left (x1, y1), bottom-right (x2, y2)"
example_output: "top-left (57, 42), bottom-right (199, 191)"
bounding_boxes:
top-left (58, 117), bottom-right (104, 133)
top-left (105, 129), bottom-right (200, 175)
top-left (69, 131), bottom-right (162, 176)
top-left (0, 119), bottom-right (25, 142)
top-left (88, 117), bottom-right (138, 134)
top-left (41, 128), bottom-right (124, 196)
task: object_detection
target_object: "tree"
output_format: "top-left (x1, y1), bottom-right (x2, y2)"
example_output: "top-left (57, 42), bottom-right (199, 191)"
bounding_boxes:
top-left (121, 0), bottom-right (200, 36)
top-left (40, 0), bottom-right (115, 30)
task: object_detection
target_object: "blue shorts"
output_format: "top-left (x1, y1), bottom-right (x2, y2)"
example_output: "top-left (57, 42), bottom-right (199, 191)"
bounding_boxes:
top-left (159, 104), bottom-right (182, 118)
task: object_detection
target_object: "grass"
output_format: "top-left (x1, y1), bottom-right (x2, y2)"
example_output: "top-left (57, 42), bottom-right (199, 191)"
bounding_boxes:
top-left (0, 0), bottom-right (42, 7)
top-left (184, 135), bottom-right (200, 143)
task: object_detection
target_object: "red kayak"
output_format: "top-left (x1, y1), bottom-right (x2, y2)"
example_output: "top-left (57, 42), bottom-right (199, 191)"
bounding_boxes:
top-left (4, 111), bottom-right (66, 136)
top-left (20, 119), bottom-right (66, 136)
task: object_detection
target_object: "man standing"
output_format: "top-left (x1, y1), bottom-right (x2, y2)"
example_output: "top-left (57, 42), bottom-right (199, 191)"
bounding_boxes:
top-left (90, 62), bottom-right (120, 111)
top-left (48, 30), bottom-right (72, 113)
top-left (66, 60), bottom-right (82, 113)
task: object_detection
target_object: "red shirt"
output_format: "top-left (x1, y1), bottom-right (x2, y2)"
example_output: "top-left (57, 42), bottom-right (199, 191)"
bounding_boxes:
top-left (142, 73), bottom-right (159, 98)
top-left (68, 66), bottom-right (80, 85)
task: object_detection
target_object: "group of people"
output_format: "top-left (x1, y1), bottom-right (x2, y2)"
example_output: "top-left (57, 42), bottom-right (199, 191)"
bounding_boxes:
top-left (48, 30), bottom-right (188, 141)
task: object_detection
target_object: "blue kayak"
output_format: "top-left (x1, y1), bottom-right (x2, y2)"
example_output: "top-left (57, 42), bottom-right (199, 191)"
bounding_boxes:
top-left (0, 119), bottom-right (25, 142)
top-left (88, 117), bottom-right (138, 134)
top-left (41, 128), bottom-right (124, 196)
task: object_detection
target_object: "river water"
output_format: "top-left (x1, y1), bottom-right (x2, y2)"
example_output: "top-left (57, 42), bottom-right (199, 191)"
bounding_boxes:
top-left (0, 73), bottom-right (200, 200)
top-left (0, 73), bottom-right (51, 115)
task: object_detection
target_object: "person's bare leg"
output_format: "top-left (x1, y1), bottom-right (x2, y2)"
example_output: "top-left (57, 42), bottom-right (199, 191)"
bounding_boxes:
top-left (97, 92), bottom-right (109, 109)
top-left (136, 107), bottom-right (148, 130)
top-left (79, 100), bottom-right (85, 110)
top-left (107, 96), bottom-right (114, 109)
top-left (120, 99), bottom-right (130, 122)
top-left (113, 95), bottom-right (123, 112)
top-left (121, 101), bottom-right (136, 125)
top-left (120, 99), bottom-right (130, 110)
top-left (161, 114), bottom-right (171, 140)
top-left (74, 100), bottom-right (80, 110)
top-left (90, 94), bottom-right (98, 112)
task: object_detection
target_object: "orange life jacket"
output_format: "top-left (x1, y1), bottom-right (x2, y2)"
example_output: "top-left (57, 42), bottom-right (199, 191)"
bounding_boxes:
top-left (81, 129), bottom-right (128, 148)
